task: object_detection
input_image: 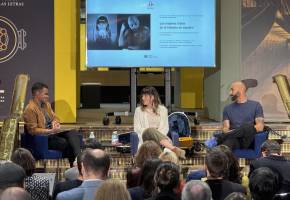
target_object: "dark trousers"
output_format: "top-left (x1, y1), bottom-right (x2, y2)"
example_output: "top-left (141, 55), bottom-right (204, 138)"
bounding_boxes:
top-left (218, 124), bottom-right (256, 150)
top-left (48, 130), bottom-right (81, 166)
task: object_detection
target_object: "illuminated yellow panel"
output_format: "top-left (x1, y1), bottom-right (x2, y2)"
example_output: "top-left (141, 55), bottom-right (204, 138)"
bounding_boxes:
top-left (139, 67), bottom-right (164, 72)
top-left (181, 92), bottom-right (196, 108)
top-left (98, 67), bottom-right (109, 71)
top-left (54, 0), bottom-right (77, 122)
top-left (180, 68), bottom-right (204, 108)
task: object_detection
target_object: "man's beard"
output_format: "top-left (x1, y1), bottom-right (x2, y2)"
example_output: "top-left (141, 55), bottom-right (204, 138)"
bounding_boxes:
top-left (231, 92), bottom-right (240, 102)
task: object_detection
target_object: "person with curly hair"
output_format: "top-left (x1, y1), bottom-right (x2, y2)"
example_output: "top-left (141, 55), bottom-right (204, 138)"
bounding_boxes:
top-left (150, 162), bottom-right (181, 200)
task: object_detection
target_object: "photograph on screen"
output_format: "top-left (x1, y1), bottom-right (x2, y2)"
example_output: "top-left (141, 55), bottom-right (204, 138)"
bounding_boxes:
top-left (117, 14), bottom-right (151, 50)
top-left (87, 14), bottom-right (118, 50)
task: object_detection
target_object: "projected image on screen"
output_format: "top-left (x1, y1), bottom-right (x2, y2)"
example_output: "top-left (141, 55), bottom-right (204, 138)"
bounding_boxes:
top-left (118, 14), bottom-right (150, 50)
top-left (86, 0), bottom-right (216, 67)
top-left (87, 14), bottom-right (118, 50)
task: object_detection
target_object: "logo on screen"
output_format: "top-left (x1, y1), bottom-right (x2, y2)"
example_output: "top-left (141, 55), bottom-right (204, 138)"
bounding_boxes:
top-left (0, 16), bottom-right (26, 63)
top-left (147, 1), bottom-right (154, 9)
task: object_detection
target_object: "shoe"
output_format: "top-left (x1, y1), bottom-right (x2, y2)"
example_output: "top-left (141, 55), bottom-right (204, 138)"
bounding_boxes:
top-left (204, 136), bottom-right (217, 149)
top-left (172, 147), bottom-right (186, 159)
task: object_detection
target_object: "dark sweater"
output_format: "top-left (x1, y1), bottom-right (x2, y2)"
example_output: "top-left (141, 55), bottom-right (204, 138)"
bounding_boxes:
top-left (206, 179), bottom-right (246, 200)
top-left (53, 179), bottom-right (83, 200)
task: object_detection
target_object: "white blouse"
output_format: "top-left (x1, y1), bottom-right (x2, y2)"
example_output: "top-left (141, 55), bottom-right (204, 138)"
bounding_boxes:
top-left (133, 105), bottom-right (169, 146)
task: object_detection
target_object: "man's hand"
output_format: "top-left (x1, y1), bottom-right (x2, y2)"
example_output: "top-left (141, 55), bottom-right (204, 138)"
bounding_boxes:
top-left (52, 120), bottom-right (60, 129)
top-left (46, 120), bottom-right (60, 135)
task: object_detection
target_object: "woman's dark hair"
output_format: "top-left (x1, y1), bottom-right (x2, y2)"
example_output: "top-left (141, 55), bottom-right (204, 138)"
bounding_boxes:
top-left (139, 159), bottom-right (162, 198)
top-left (11, 148), bottom-right (35, 176)
top-left (154, 162), bottom-right (180, 191)
top-left (214, 145), bottom-right (241, 183)
top-left (140, 86), bottom-right (161, 114)
top-left (126, 167), bottom-right (141, 188)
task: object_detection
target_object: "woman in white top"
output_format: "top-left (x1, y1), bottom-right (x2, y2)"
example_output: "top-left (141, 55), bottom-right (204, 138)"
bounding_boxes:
top-left (134, 86), bottom-right (185, 159)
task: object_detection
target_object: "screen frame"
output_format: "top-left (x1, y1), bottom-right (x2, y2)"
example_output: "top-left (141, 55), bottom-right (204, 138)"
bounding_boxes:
top-left (85, 0), bottom-right (217, 68)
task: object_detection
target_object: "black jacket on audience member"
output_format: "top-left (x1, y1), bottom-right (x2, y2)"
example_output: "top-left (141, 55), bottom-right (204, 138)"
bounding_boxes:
top-left (52, 179), bottom-right (83, 200)
top-left (146, 190), bottom-right (180, 200)
top-left (206, 179), bottom-right (246, 200)
top-left (250, 155), bottom-right (290, 193)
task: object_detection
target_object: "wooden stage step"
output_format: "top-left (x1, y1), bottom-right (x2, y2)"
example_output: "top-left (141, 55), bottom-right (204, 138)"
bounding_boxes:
top-left (2, 122), bottom-right (290, 181)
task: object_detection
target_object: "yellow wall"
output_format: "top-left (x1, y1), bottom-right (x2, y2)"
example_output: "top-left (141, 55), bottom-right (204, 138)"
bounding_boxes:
top-left (180, 68), bottom-right (204, 108)
top-left (54, 0), bottom-right (78, 122)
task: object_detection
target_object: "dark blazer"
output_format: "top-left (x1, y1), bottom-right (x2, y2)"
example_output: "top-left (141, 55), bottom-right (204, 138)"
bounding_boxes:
top-left (250, 155), bottom-right (290, 193)
top-left (52, 179), bottom-right (83, 200)
top-left (146, 190), bottom-right (180, 200)
top-left (206, 179), bottom-right (246, 200)
top-left (129, 186), bottom-right (145, 200)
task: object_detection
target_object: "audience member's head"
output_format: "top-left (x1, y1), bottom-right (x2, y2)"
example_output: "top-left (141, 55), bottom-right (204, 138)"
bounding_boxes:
top-left (224, 192), bottom-right (247, 200)
top-left (181, 180), bottom-right (212, 200)
top-left (261, 140), bottom-right (281, 157)
top-left (154, 162), bottom-right (180, 192)
top-left (81, 149), bottom-right (111, 180)
top-left (0, 187), bottom-right (31, 200)
top-left (139, 159), bottom-right (162, 198)
top-left (249, 167), bottom-right (279, 200)
top-left (135, 141), bottom-right (162, 168)
top-left (64, 152), bottom-right (84, 181)
top-left (126, 167), bottom-right (141, 188)
top-left (205, 149), bottom-right (229, 178)
top-left (11, 148), bottom-right (35, 176)
top-left (0, 162), bottom-right (26, 190)
top-left (159, 150), bottom-right (179, 164)
top-left (213, 145), bottom-right (241, 183)
top-left (94, 179), bottom-right (130, 200)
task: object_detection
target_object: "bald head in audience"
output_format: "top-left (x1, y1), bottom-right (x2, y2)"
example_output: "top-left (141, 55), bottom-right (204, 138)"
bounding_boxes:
top-left (81, 149), bottom-right (111, 180)
top-left (182, 180), bottom-right (212, 200)
top-left (0, 187), bottom-right (31, 200)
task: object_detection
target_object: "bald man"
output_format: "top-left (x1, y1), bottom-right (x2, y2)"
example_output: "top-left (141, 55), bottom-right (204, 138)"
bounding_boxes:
top-left (56, 149), bottom-right (111, 200)
top-left (220, 81), bottom-right (264, 149)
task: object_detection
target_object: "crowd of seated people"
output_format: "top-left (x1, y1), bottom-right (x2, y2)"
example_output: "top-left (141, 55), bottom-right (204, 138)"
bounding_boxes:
top-left (2, 83), bottom-right (290, 200)
top-left (0, 138), bottom-right (289, 200)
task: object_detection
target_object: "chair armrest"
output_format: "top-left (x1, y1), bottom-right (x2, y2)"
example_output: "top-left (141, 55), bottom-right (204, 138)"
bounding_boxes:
top-left (254, 131), bottom-right (268, 150)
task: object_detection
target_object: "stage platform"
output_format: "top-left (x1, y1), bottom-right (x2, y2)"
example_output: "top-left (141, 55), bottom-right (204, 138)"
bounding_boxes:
top-left (1, 117), bottom-right (290, 181)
